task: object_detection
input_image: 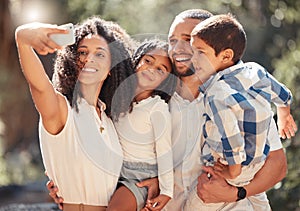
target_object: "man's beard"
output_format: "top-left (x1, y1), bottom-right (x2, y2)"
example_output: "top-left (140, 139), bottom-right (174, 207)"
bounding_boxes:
top-left (175, 63), bottom-right (195, 77)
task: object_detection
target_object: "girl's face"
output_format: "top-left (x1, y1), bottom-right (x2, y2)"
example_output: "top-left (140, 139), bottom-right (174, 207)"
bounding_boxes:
top-left (135, 49), bottom-right (172, 91)
top-left (77, 34), bottom-right (111, 85)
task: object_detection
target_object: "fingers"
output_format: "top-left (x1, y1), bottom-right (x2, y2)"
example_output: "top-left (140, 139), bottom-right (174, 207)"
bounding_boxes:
top-left (202, 165), bottom-right (217, 178)
top-left (136, 180), bottom-right (149, 188)
top-left (279, 129), bottom-right (286, 139)
top-left (51, 194), bottom-right (64, 210)
top-left (197, 171), bottom-right (212, 200)
top-left (48, 27), bottom-right (69, 34)
top-left (48, 186), bottom-right (60, 201)
top-left (136, 177), bottom-right (159, 200)
top-left (279, 115), bottom-right (298, 139)
top-left (38, 30), bottom-right (63, 54)
top-left (18, 23), bottom-right (64, 54)
top-left (40, 39), bottom-right (59, 54)
top-left (281, 124), bottom-right (296, 139)
top-left (46, 179), bottom-right (64, 208)
top-left (147, 186), bottom-right (159, 201)
top-left (28, 36), bottom-right (58, 55)
top-left (286, 117), bottom-right (298, 138)
top-left (291, 118), bottom-right (298, 132)
top-left (145, 197), bottom-right (168, 211)
top-left (46, 180), bottom-right (54, 190)
top-left (145, 200), bottom-right (157, 211)
top-left (198, 172), bottom-right (210, 185)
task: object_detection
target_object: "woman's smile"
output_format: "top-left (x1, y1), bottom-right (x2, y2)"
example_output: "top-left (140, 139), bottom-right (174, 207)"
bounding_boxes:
top-left (81, 67), bottom-right (98, 73)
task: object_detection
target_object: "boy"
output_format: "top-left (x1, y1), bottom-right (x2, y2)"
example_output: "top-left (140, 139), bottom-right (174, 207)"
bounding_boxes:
top-left (184, 14), bottom-right (297, 210)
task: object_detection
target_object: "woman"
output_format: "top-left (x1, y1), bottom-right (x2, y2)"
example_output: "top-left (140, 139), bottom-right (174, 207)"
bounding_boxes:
top-left (15, 17), bottom-right (135, 211)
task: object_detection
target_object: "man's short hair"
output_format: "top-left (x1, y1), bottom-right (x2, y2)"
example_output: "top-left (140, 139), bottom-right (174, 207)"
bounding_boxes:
top-left (175, 9), bottom-right (213, 21)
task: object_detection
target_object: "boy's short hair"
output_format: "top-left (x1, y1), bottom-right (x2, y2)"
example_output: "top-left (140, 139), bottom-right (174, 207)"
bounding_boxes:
top-left (175, 9), bottom-right (213, 21)
top-left (191, 14), bottom-right (246, 63)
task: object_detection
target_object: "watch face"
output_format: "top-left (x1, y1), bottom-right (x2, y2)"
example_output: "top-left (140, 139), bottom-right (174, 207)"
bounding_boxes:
top-left (237, 187), bottom-right (247, 200)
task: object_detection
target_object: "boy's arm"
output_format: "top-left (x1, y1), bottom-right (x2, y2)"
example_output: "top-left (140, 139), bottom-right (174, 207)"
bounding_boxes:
top-left (205, 97), bottom-right (246, 166)
top-left (261, 67), bottom-right (292, 106)
top-left (213, 161), bottom-right (242, 180)
top-left (262, 69), bottom-right (297, 138)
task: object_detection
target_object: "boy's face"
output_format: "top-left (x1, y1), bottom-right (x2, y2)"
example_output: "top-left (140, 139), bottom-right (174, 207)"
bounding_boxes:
top-left (190, 36), bottom-right (222, 83)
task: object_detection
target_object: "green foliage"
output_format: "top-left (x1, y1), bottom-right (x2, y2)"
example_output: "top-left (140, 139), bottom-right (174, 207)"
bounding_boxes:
top-left (270, 3), bottom-right (300, 209)
top-left (66, 0), bottom-right (107, 22)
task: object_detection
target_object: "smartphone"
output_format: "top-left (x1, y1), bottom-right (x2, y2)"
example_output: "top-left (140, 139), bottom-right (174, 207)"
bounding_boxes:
top-left (50, 23), bottom-right (75, 46)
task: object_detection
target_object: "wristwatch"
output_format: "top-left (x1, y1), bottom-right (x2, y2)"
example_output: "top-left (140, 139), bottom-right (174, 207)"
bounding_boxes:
top-left (236, 186), bottom-right (247, 201)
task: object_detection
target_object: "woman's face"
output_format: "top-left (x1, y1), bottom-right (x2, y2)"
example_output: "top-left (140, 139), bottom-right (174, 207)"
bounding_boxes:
top-left (135, 49), bottom-right (172, 92)
top-left (77, 34), bottom-right (111, 85)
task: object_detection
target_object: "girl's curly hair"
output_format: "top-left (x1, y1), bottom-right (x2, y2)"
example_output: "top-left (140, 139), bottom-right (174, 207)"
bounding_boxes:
top-left (132, 39), bottom-right (177, 103)
top-left (52, 16), bottom-right (135, 121)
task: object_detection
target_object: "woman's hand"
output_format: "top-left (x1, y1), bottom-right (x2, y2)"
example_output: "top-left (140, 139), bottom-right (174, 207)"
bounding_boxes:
top-left (15, 22), bottom-right (66, 55)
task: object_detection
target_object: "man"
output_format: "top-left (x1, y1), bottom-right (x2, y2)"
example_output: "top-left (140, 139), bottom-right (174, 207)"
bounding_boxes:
top-left (48, 9), bottom-right (288, 211)
top-left (164, 9), bottom-right (287, 210)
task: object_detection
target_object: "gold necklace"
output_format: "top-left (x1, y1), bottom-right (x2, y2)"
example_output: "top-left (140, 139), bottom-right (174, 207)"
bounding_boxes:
top-left (96, 106), bottom-right (105, 133)
top-left (100, 126), bottom-right (104, 133)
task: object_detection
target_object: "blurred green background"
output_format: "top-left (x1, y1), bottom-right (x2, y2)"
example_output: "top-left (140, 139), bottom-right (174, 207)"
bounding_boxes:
top-left (0, 0), bottom-right (299, 210)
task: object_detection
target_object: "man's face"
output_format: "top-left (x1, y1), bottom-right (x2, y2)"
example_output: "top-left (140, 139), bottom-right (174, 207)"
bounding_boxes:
top-left (168, 18), bottom-right (201, 77)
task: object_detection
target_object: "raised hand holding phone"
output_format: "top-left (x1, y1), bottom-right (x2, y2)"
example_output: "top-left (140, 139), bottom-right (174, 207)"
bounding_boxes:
top-left (49, 23), bottom-right (75, 46)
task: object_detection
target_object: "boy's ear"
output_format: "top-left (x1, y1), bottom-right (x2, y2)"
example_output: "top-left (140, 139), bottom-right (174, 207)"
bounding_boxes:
top-left (221, 49), bottom-right (234, 63)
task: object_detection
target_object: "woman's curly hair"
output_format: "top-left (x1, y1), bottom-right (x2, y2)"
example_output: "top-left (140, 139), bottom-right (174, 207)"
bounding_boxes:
top-left (52, 16), bottom-right (136, 121)
top-left (132, 39), bottom-right (177, 103)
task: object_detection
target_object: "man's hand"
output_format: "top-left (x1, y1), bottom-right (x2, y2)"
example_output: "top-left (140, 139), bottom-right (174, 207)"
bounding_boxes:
top-left (46, 180), bottom-right (64, 210)
top-left (197, 165), bottom-right (237, 203)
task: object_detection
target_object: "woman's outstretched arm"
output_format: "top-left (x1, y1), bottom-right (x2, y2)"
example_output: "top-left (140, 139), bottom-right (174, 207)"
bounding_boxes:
top-left (15, 23), bottom-right (68, 134)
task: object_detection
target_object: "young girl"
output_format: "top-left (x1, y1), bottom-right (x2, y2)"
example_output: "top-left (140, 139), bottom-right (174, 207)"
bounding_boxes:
top-left (107, 39), bottom-right (177, 211)
top-left (15, 17), bottom-right (134, 211)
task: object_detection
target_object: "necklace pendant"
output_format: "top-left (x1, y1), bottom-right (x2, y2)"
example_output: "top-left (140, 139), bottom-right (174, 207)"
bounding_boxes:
top-left (100, 126), bottom-right (104, 133)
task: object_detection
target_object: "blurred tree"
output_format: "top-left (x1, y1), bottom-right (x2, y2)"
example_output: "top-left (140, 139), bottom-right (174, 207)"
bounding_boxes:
top-left (0, 0), bottom-right (42, 185)
top-left (268, 1), bottom-right (300, 210)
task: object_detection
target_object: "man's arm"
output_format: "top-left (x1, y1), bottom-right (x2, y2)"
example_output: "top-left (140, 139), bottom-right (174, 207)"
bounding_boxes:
top-left (197, 149), bottom-right (287, 203)
top-left (244, 148), bottom-right (287, 197)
